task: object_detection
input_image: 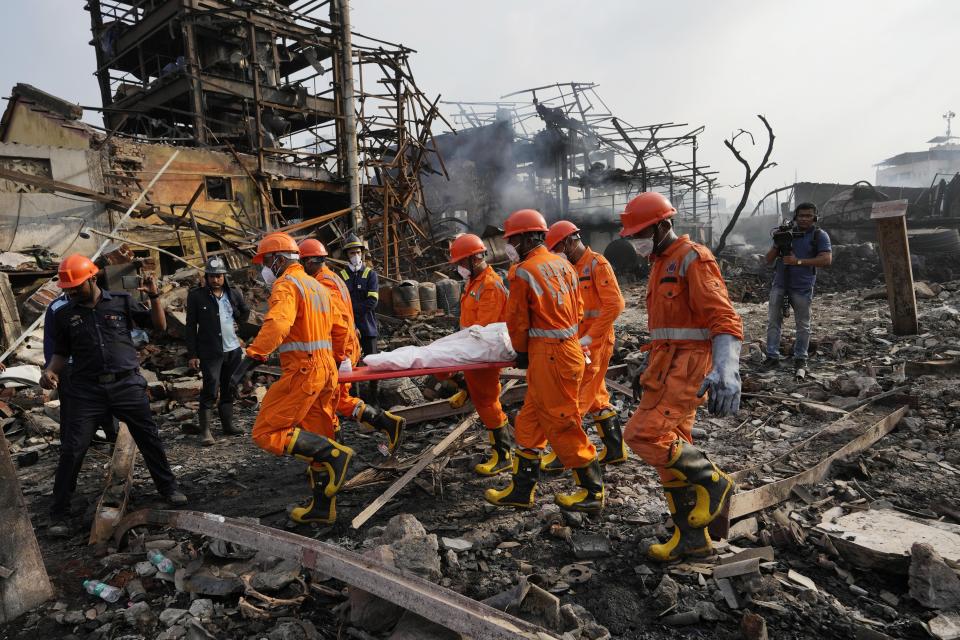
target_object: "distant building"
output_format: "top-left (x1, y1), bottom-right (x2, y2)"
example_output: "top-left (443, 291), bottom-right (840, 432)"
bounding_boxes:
top-left (876, 136), bottom-right (960, 188)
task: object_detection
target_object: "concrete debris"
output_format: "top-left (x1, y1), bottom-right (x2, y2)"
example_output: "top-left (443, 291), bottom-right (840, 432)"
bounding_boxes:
top-left (908, 542), bottom-right (960, 610)
top-left (929, 611), bottom-right (960, 640)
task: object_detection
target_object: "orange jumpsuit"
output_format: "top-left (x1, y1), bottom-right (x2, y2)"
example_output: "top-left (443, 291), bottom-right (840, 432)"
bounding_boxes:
top-left (623, 236), bottom-right (743, 480)
top-left (314, 265), bottom-right (363, 420)
top-left (574, 248), bottom-right (625, 417)
top-left (507, 245), bottom-right (595, 468)
top-left (249, 263), bottom-right (349, 455)
top-left (459, 266), bottom-right (509, 429)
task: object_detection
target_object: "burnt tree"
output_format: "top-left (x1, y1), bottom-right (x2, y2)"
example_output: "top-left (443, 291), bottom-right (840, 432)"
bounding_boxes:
top-left (714, 115), bottom-right (776, 255)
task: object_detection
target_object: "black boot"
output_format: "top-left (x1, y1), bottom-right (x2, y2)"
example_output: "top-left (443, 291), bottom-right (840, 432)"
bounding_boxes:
top-left (648, 481), bottom-right (713, 562)
top-left (198, 409), bottom-right (215, 446)
top-left (665, 440), bottom-right (733, 529)
top-left (539, 450), bottom-right (565, 473)
top-left (290, 465), bottom-right (336, 524)
top-left (285, 428), bottom-right (354, 497)
top-left (594, 410), bottom-right (628, 465)
top-left (474, 421), bottom-right (514, 476)
top-left (359, 403), bottom-right (405, 453)
top-left (484, 450), bottom-right (540, 508)
top-left (219, 403), bottom-right (241, 436)
top-left (555, 458), bottom-right (605, 514)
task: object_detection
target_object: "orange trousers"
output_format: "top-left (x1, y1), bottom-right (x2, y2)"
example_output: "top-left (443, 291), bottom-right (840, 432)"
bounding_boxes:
top-left (580, 335), bottom-right (615, 417)
top-left (252, 364), bottom-right (338, 455)
top-left (335, 382), bottom-right (362, 419)
top-left (464, 367), bottom-right (507, 429)
top-left (623, 343), bottom-right (712, 481)
top-left (515, 339), bottom-right (595, 468)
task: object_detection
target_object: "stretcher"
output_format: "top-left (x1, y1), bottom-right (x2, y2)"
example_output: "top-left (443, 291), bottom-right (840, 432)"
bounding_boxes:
top-left (338, 360), bottom-right (516, 384)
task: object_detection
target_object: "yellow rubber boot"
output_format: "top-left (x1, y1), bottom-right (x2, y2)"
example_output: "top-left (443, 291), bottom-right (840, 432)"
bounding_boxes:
top-left (648, 481), bottom-right (713, 562)
top-left (540, 450), bottom-right (565, 473)
top-left (290, 465), bottom-right (336, 525)
top-left (555, 458), bottom-right (605, 514)
top-left (593, 410), bottom-right (628, 465)
top-left (447, 388), bottom-right (469, 409)
top-left (285, 428), bottom-right (354, 497)
top-left (358, 403), bottom-right (406, 453)
top-left (664, 440), bottom-right (733, 528)
top-left (474, 421), bottom-right (514, 476)
top-left (484, 450), bottom-right (540, 508)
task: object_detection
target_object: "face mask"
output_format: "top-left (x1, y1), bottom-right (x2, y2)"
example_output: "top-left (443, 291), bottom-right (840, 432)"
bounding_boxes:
top-left (504, 243), bottom-right (520, 263)
top-left (349, 254), bottom-right (363, 269)
top-left (457, 265), bottom-right (471, 280)
top-left (261, 266), bottom-right (277, 288)
top-left (630, 237), bottom-right (655, 258)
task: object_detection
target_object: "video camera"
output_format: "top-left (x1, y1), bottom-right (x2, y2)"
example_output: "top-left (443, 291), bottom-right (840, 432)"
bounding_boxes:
top-left (771, 222), bottom-right (804, 257)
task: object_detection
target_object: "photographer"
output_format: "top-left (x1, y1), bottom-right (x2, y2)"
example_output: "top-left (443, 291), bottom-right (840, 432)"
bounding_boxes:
top-left (763, 202), bottom-right (832, 372)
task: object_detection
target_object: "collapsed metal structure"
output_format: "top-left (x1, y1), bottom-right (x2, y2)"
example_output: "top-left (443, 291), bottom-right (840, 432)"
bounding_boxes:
top-left (85, 0), bottom-right (447, 279)
top-left (442, 82), bottom-right (718, 230)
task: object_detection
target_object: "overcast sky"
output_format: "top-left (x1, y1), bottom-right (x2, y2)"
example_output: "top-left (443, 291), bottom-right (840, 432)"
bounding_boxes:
top-left (2, 1), bottom-right (956, 211)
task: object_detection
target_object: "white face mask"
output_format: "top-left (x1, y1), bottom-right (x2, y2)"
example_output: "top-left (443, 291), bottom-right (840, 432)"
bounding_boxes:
top-left (504, 243), bottom-right (520, 263)
top-left (630, 237), bottom-right (655, 258)
top-left (457, 265), bottom-right (472, 280)
top-left (349, 254), bottom-right (363, 269)
top-left (261, 266), bottom-right (277, 288)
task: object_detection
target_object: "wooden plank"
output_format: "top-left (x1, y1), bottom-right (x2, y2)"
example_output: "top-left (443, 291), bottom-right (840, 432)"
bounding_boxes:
top-left (0, 430), bottom-right (54, 622)
top-left (113, 509), bottom-right (557, 640)
top-left (728, 406), bottom-right (907, 520)
top-left (351, 380), bottom-right (518, 529)
top-left (871, 203), bottom-right (918, 335)
top-left (0, 273), bottom-right (22, 350)
top-left (392, 383), bottom-right (527, 426)
top-left (89, 424), bottom-right (138, 546)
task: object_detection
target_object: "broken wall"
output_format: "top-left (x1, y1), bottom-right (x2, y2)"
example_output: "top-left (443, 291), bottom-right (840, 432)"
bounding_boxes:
top-left (0, 142), bottom-right (108, 256)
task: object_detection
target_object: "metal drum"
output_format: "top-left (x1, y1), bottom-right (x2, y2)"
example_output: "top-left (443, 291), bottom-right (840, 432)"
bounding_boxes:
top-left (392, 280), bottom-right (421, 318)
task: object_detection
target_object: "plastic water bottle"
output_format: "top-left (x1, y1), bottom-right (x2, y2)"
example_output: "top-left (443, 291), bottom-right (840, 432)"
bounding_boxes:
top-left (146, 549), bottom-right (175, 575)
top-left (82, 580), bottom-right (122, 603)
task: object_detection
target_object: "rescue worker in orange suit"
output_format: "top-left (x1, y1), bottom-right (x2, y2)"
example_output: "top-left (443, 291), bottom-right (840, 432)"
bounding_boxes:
top-left (485, 209), bottom-right (605, 514)
top-left (241, 232), bottom-right (353, 525)
top-left (299, 238), bottom-right (405, 452)
top-left (619, 192), bottom-right (743, 561)
top-left (447, 233), bottom-right (512, 475)
top-left (542, 221), bottom-right (627, 471)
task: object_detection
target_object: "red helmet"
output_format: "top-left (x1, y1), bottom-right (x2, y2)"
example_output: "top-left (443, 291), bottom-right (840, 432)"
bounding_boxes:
top-left (619, 192), bottom-right (676, 237)
top-left (253, 232), bottom-right (299, 264)
top-left (57, 254), bottom-right (99, 288)
top-left (298, 238), bottom-right (328, 258)
top-left (545, 220), bottom-right (580, 251)
top-left (449, 233), bottom-right (486, 263)
top-left (503, 209), bottom-right (548, 239)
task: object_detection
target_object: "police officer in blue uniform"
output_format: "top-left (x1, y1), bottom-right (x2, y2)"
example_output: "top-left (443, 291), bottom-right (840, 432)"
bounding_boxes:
top-left (339, 234), bottom-right (380, 397)
top-left (41, 254), bottom-right (187, 536)
top-left (185, 256), bottom-right (250, 445)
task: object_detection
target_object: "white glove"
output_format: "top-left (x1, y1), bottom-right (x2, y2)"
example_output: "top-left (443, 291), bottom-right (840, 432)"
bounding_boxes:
top-left (579, 335), bottom-right (593, 347)
top-left (338, 359), bottom-right (353, 374)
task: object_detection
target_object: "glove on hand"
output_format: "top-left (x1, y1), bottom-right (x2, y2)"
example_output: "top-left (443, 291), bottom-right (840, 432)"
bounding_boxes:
top-left (230, 354), bottom-right (264, 388)
top-left (697, 334), bottom-right (742, 416)
top-left (338, 359), bottom-right (353, 374)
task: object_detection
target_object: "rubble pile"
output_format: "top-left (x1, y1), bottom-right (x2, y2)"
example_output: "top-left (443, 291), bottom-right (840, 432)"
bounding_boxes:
top-left (2, 276), bottom-right (960, 640)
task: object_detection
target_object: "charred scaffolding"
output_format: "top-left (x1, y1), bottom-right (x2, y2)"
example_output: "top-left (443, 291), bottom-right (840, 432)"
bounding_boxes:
top-left (85, 0), bottom-right (446, 279)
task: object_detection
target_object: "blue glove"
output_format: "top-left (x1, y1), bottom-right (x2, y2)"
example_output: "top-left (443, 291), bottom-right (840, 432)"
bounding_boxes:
top-left (697, 334), bottom-right (741, 416)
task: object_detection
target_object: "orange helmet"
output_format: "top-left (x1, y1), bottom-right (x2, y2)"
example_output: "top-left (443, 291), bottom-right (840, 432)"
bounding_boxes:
top-left (503, 209), bottom-right (548, 239)
top-left (57, 254), bottom-right (99, 288)
top-left (449, 233), bottom-right (486, 263)
top-left (298, 238), bottom-right (328, 258)
top-left (620, 192), bottom-right (676, 237)
top-left (252, 232), bottom-right (299, 264)
top-left (545, 220), bottom-right (580, 251)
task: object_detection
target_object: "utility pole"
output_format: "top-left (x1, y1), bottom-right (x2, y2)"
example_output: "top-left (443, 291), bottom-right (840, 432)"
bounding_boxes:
top-left (334, 0), bottom-right (362, 233)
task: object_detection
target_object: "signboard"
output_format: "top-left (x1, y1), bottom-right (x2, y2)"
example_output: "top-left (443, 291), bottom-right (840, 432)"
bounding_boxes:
top-left (870, 199), bottom-right (909, 220)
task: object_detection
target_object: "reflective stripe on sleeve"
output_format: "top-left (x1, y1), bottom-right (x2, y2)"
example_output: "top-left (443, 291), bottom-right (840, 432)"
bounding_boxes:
top-left (514, 268), bottom-right (543, 296)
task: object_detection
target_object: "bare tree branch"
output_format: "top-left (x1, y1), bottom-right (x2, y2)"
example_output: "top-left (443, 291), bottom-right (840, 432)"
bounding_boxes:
top-left (714, 114), bottom-right (776, 255)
